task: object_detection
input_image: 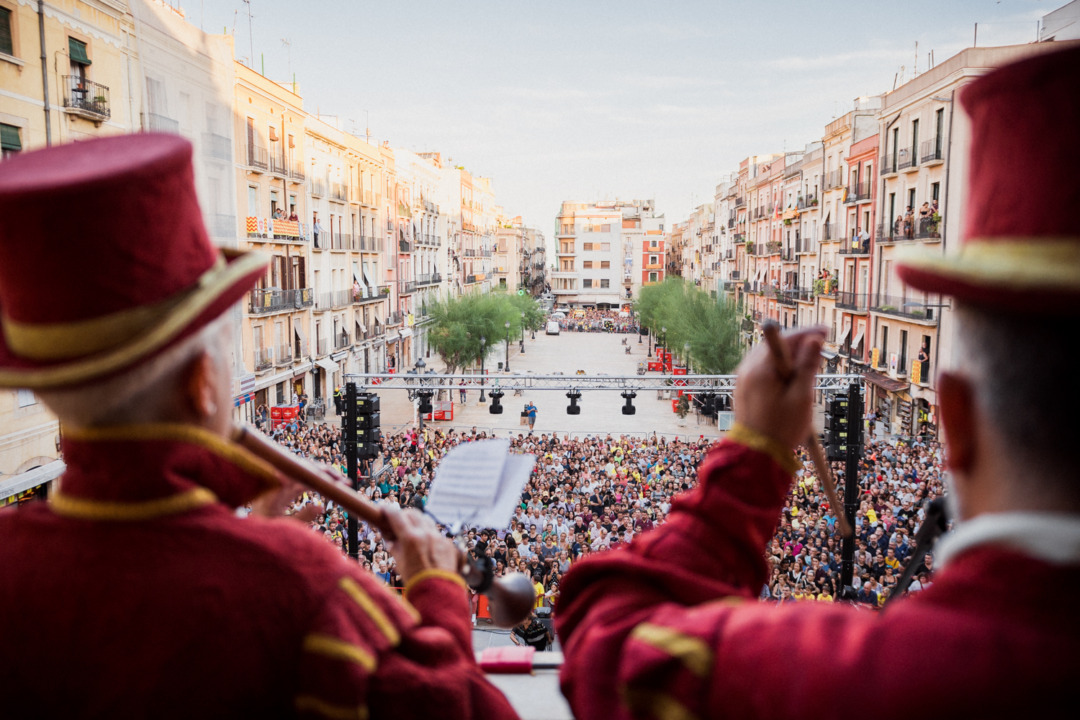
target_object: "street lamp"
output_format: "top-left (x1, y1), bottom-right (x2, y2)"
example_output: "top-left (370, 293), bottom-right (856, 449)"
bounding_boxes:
top-left (479, 335), bottom-right (487, 402)
top-left (520, 311), bottom-right (526, 353)
top-left (684, 341), bottom-right (691, 374)
top-left (661, 326), bottom-right (667, 376)
top-left (504, 321), bottom-right (511, 372)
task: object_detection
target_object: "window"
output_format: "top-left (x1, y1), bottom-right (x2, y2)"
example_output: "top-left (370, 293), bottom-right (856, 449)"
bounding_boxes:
top-left (0, 123), bottom-right (20, 159)
top-left (649, 272), bottom-right (658, 282)
top-left (601, 243), bottom-right (611, 251)
top-left (911, 118), bottom-right (919, 158)
top-left (899, 329), bottom-right (909, 372)
top-left (931, 182), bottom-right (940, 202)
top-left (601, 260), bottom-right (610, 269)
top-left (649, 255), bottom-right (658, 265)
top-left (582, 242), bottom-right (593, 251)
top-left (582, 261), bottom-right (593, 269)
top-left (69, 37), bottom-right (90, 81)
top-left (1, 7), bottom-right (13, 56)
top-left (583, 279), bottom-right (593, 288)
top-left (600, 224), bottom-right (611, 232)
top-left (600, 279), bottom-right (610, 288)
top-left (16, 389), bottom-right (36, 408)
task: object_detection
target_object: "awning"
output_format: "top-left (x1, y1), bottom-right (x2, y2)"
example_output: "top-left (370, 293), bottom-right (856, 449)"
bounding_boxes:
top-left (852, 328), bottom-right (865, 351)
top-left (254, 368), bottom-right (294, 392)
top-left (293, 360), bottom-right (313, 376)
top-left (1, 124), bottom-right (22, 152)
top-left (353, 262), bottom-right (367, 291)
top-left (0, 460), bottom-right (66, 501)
top-left (316, 357), bottom-right (337, 373)
top-left (838, 324), bottom-right (851, 346)
top-left (69, 38), bottom-right (91, 65)
top-left (293, 323), bottom-right (306, 353)
top-left (362, 263), bottom-right (375, 289)
top-left (864, 371), bottom-right (910, 393)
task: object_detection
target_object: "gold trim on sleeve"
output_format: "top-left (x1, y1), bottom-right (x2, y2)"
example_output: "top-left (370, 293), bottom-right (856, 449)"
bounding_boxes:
top-left (628, 623), bottom-right (714, 679)
top-left (620, 686), bottom-right (701, 720)
top-left (338, 577), bottom-right (401, 647)
top-left (403, 568), bottom-right (467, 598)
top-left (302, 633), bottom-right (377, 673)
top-left (726, 422), bottom-right (801, 475)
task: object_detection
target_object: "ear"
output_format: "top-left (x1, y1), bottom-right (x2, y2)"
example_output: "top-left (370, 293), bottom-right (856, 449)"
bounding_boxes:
top-left (938, 371), bottom-right (976, 475)
top-left (183, 350), bottom-right (220, 422)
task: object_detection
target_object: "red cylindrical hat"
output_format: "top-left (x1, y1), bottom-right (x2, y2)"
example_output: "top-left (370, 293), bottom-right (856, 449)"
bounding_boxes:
top-left (897, 43), bottom-right (1080, 312)
top-left (0, 133), bottom-right (267, 388)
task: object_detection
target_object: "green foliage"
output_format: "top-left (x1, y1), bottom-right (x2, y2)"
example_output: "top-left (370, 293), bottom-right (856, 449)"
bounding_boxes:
top-left (428, 291), bottom-right (543, 375)
top-left (636, 278), bottom-right (743, 375)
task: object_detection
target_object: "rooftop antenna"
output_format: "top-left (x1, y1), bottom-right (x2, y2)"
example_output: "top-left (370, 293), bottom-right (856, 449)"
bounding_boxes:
top-left (281, 37), bottom-right (292, 86)
top-left (913, 41), bottom-right (919, 78)
top-left (242, 0), bottom-right (254, 70)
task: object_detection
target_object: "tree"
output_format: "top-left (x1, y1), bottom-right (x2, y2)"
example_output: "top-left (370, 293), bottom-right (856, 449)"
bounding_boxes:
top-left (427, 291), bottom-right (534, 396)
top-left (635, 278), bottom-right (743, 374)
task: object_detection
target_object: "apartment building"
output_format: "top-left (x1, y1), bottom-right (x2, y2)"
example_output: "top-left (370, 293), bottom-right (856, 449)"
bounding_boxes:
top-left (554, 200), bottom-right (659, 308)
top-left (683, 39), bottom-right (1079, 437)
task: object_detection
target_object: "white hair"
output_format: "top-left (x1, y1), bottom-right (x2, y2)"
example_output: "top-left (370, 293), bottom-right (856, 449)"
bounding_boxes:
top-left (37, 314), bottom-right (233, 429)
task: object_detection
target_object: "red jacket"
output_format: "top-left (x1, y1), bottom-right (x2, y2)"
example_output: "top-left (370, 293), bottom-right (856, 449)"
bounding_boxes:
top-left (556, 432), bottom-right (1080, 719)
top-left (0, 424), bottom-right (518, 720)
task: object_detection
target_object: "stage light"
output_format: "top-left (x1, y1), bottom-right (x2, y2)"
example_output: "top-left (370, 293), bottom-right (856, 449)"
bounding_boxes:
top-left (489, 388), bottom-right (505, 414)
top-left (621, 390), bottom-right (637, 415)
top-left (566, 388), bottom-right (581, 415)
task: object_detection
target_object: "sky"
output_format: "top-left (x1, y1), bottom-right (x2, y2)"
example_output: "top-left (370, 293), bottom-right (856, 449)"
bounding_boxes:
top-left (177, 0), bottom-right (1053, 232)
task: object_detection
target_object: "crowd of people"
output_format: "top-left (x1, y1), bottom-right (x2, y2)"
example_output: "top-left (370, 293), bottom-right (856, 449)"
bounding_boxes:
top-left (262, 413), bottom-right (946, 611)
top-left (556, 309), bottom-right (639, 333)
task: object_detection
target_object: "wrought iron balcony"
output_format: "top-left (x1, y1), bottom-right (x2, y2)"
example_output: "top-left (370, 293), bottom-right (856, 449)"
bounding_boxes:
top-left (202, 132), bottom-right (231, 161)
top-left (275, 345), bottom-right (293, 366)
top-left (62, 76), bottom-right (110, 121)
top-left (246, 142), bottom-right (268, 170)
top-left (836, 291), bottom-right (869, 311)
top-left (871, 294), bottom-right (939, 323)
top-left (248, 287), bottom-right (314, 314)
top-left (253, 347), bottom-right (274, 372)
top-left (920, 137), bottom-right (944, 165)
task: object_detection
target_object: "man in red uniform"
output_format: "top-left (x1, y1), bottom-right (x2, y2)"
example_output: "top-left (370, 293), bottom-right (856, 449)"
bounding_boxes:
top-left (0, 134), bottom-right (518, 719)
top-left (557, 45), bottom-right (1080, 719)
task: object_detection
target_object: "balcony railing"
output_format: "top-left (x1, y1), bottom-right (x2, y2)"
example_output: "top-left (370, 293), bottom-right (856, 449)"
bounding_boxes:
top-left (880, 155), bottom-right (897, 176)
top-left (824, 169), bottom-right (843, 190)
top-left (202, 132), bottom-right (231, 161)
top-left (146, 112), bottom-right (179, 133)
top-left (334, 333), bottom-right (351, 352)
top-left (62, 76), bottom-right (110, 121)
top-left (823, 224), bottom-right (838, 242)
top-left (246, 217), bottom-right (309, 243)
top-left (897, 148), bottom-right (917, 172)
top-left (871, 294), bottom-right (939, 323)
top-left (331, 183), bottom-right (347, 202)
top-left (269, 152), bottom-right (287, 177)
top-left (797, 194), bottom-right (818, 210)
top-left (275, 345), bottom-right (293, 366)
top-left (311, 180), bottom-right (326, 197)
top-left (399, 280), bottom-right (417, 295)
top-left (357, 235), bottom-right (382, 253)
top-left (836, 291), bottom-right (870, 311)
top-left (253, 347), bottom-right (274, 371)
top-left (248, 287), bottom-right (314, 314)
top-left (246, 142), bottom-right (268, 170)
top-left (415, 272), bottom-right (442, 287)
top-left (399, 239), bottom-right (413, 253)
top-left (735, 197), bottom-right (745, 208)
top-left (289, 161), bottom-right (306, 181)
top-left (839, 237), bottom-right (871, 255)
top-left (920, 137), bottom-right (943, 165)
top-left (846, 181), bottom-right (871, 203)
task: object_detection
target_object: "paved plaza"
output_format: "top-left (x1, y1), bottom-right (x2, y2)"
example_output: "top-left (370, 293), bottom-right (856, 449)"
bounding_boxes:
top-left (370, 330), bottom-right (729, 442)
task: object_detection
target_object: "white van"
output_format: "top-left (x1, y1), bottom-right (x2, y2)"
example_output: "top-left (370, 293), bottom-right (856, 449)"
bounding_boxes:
top-left (545, 320), bottom-right (561, 335)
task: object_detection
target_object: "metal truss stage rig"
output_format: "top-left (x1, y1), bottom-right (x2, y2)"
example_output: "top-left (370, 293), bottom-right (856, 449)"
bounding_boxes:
top-left (342, 373), bottom-right (864, 394)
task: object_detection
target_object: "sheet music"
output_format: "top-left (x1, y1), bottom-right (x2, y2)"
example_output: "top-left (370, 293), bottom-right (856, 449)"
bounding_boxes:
top-left (427, 439), bottom-right (535, 531)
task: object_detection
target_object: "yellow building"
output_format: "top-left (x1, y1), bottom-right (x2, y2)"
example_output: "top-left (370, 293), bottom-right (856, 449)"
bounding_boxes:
top-left (0, 0), bottom-right (139, 503)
